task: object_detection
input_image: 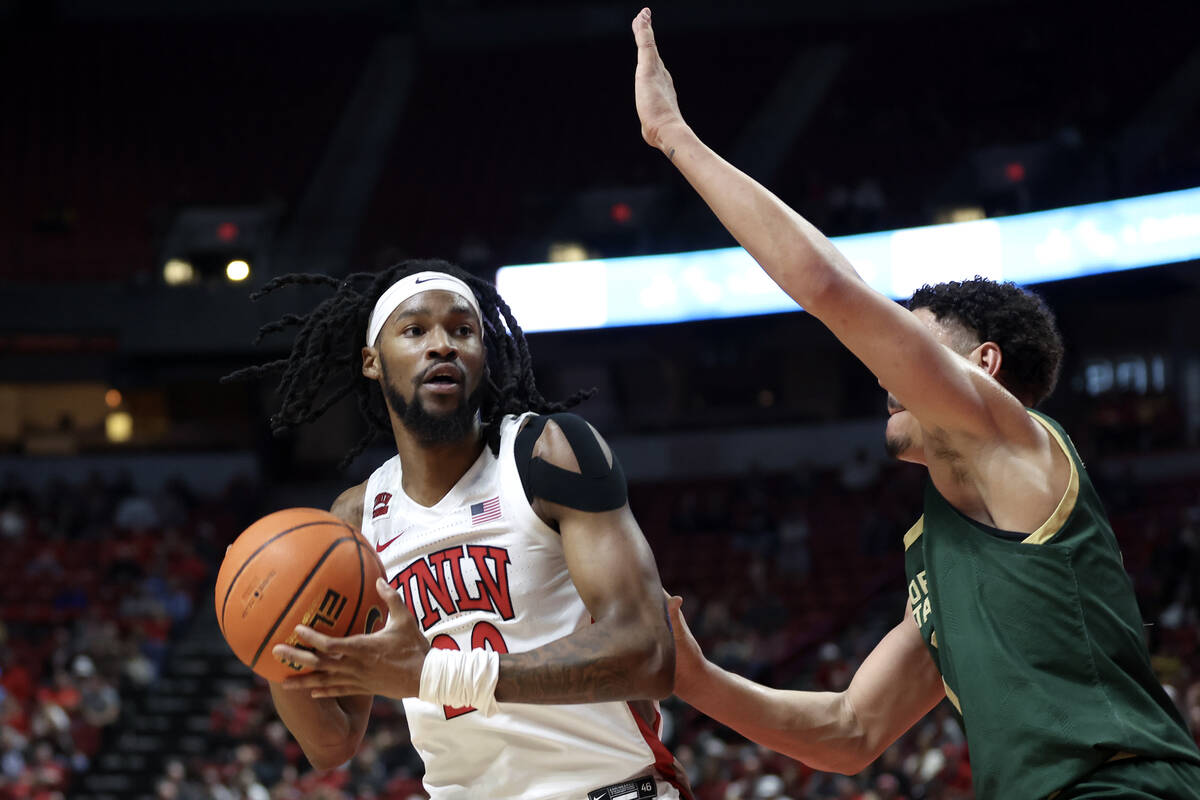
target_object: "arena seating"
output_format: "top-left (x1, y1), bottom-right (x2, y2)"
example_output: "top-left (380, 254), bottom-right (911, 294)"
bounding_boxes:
top-left (4, 456), bottom-right (1191, 800)
top-left (0, 473), bottom-right (234, 800)
top-left (0, 22), bottom-right (370, 282)
top-left (7, 11), bottom-right (1196, 285)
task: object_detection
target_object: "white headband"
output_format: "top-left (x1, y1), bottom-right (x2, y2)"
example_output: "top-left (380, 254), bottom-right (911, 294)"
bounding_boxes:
top-left (366, 271), bottom-right (484, 347)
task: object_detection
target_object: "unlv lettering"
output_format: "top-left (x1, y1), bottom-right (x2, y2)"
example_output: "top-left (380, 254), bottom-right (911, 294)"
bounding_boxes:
top-left (390, 545), bottom-right (515, 631)
top-left (466, 545), bottom-right (514, 619)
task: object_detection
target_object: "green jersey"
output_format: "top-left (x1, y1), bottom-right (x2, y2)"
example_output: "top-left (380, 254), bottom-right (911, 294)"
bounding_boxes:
top-left (903, 410), bottom-right (1200, 800)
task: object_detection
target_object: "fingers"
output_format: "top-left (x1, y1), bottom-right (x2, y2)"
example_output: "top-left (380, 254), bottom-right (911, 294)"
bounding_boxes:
top-left (273, 638), bottom-right (350, 667)
top-left (660, 589), bottom-right (683, 615)
top-left (376, 577), bottom-right (406, 619)
top-left (632, 8), bottom-right (658, 59)
top-left (667, 595), bottom-right (692, 637)
top-left (272, 643), bottom-right (323, 670)
top-left (669, 594), bottom-right (683, 613)
top-left (631, 8), bottom-right (652, 41)
top-left (291, 624), bottom-right (349, 654)
top-left (309, 686), bottom-right (364, 699)
top-left (281, 669), bottom-right (363, 697)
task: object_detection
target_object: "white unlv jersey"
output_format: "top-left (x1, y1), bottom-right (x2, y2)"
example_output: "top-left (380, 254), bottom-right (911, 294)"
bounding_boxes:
top-left (361, 413), bottom-right (684, 800)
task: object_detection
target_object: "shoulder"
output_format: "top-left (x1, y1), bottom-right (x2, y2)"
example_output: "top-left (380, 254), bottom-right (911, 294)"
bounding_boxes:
top-left (516, 413), bottom-right (628, 515)
top-left (513, 413), bottom-right (615, 477)
top-left (330, 481), bottom-right (368, 529)
top-left (526, 413), bottom-right (613, 472)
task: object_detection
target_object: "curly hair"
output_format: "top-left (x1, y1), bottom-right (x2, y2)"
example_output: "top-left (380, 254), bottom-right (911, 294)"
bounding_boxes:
top-left (907, 278), bottom-right (1063, 406)
top-left (222, 259), bottom-right (593, 467)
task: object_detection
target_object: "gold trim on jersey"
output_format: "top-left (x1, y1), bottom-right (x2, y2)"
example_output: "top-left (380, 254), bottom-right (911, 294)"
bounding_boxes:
top-left (943, 679), bottom-right (961, 713)
top-left (903, 516), bottom-right (925, 551)
top-left (1021, 413), bottom-right (1079, 546)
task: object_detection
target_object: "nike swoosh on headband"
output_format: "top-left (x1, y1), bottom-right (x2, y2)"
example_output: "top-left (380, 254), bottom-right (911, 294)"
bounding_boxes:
top-left (366, 271), bottom-right (483, 346)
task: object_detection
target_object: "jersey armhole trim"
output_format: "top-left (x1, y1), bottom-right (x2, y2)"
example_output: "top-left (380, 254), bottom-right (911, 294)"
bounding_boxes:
top-left (903, 516), bottom-right (925, 551)
top-left (943, 679), bottom-right (962, 714)
top-left (1022, 413), bottom-right (1079, 546)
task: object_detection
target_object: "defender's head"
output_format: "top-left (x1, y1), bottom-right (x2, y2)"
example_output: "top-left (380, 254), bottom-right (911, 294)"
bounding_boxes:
top-left (884, 278), bottom-right (1064, 463)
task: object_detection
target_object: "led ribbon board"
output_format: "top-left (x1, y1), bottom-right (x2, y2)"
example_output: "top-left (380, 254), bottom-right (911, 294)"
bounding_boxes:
top-left (496, 186), bottom-right (1200, 333)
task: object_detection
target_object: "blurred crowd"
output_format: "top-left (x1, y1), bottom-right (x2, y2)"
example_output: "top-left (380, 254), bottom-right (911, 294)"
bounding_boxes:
top-left (0, 472), bottom-right (234, 800)
top-left (0, 455), bottom-right (1196, 800)
top-left (155, 684), bottom-right (425, 800)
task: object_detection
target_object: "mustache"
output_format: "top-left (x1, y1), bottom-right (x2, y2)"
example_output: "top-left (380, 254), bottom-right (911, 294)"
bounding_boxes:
top-left (413, 360), bottom-right (465, 385)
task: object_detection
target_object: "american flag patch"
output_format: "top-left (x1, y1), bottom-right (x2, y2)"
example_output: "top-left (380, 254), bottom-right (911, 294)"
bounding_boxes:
top-left (470, 496), bottom-right (502, 525)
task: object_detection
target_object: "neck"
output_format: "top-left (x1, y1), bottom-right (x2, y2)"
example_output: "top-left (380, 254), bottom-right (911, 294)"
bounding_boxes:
top-left (391, 420), bottom-right (486, 507)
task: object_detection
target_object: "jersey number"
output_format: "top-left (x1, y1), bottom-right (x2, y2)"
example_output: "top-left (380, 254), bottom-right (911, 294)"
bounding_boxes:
top-left (430, 621), bottom-right (509, 720)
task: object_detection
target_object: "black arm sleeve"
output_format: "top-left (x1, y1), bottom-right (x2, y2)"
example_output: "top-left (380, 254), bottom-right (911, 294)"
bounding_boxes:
top-left (514, 413), bottom-right (629, 512)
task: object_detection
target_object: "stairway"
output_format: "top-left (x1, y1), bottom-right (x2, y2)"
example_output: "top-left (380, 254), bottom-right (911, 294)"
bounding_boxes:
top-left (71, 605), bottom-right (253, 800)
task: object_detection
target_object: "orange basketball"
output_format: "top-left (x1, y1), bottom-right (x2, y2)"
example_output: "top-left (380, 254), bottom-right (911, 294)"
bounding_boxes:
top-left (214, 507), bottom-right (388, 683)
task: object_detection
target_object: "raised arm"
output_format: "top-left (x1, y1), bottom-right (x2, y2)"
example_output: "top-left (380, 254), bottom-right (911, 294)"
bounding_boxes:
top-left (267, 483), bottom-right (373, 770)
top-left (631, 9), bottom-right (1034, 444)
top-left (671, 596), bottom-right (944, 774)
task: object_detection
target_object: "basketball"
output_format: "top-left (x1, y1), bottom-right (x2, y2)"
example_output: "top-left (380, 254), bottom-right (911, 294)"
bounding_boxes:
top-left (214, 507), bottom-right (389, 683)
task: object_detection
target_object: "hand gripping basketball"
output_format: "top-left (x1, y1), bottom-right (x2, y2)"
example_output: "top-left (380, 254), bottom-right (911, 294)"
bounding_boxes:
top-left (273, 578), bottom-right (430, 700)
top-left (215, 508), bottom-right (389, 683)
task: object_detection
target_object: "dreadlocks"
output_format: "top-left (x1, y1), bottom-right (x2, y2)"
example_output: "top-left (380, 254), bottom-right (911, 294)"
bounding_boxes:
top-left (222, 259), bottom-right (593, 468)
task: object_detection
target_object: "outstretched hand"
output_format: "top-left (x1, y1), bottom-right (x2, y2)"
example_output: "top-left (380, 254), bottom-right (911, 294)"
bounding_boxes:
top-left (273, 578), bottom-right (429, 700)
top-left (666, 592), bottom-right (709, 702)
top-left (632, 8), bottom-right (686, 153)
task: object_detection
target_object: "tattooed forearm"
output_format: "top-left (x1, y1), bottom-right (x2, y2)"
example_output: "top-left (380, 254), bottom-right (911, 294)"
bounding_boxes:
top-left (495, 619), bottom-right (672, 704)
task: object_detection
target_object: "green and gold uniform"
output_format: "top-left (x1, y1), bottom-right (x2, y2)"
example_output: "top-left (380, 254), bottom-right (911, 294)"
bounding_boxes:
top-left (903, 411), bottom-right (1200, 799)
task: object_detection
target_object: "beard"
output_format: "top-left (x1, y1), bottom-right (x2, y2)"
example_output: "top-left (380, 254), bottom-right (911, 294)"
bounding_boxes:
top-left (381, 367), bottom-right (483, 445)
top-left (884, 432), bottom-right (912, 459)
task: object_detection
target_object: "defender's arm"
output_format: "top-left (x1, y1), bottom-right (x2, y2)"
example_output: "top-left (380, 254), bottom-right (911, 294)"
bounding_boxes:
top-left (632, 9), bottom-right (1037, 446)
top-left (673, 599), bottom-right (944, 774)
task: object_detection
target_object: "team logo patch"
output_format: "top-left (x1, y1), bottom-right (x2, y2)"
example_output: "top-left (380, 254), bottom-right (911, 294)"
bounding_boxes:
top-left (372, 492), bottom-right (392, 519)
top-left (470, 496), bottom-right (502, 525)
top-left (588, 776), bottom-right (656, 800)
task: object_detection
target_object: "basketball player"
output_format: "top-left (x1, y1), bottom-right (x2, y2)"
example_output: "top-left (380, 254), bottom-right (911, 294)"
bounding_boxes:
top-left (225, 261), bottom-right (691, 800)
top-left (630, 8), bottom-right (1200, 799)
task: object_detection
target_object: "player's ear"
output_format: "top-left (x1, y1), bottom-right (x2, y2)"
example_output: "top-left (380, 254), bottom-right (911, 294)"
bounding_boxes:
top-left (362, 346), bottom-right (381, 380)
top-left (976, 341), bottom-right (1002, 378)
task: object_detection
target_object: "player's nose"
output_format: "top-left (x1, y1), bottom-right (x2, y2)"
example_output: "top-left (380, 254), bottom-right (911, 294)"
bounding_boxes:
top-left (425, 325), bottom-right (457, 357)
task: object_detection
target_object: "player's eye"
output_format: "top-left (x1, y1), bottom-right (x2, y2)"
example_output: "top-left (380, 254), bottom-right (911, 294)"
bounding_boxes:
top-left (456, 325), bottom-right (474, 337)
top-left (403, 325), bottom-right (424, 337)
